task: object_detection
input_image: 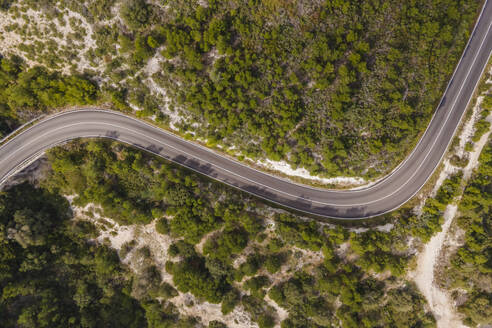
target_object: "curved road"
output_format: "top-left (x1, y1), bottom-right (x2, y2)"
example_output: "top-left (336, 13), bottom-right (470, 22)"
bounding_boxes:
top-left (0, 1), bottom-right (491, 219)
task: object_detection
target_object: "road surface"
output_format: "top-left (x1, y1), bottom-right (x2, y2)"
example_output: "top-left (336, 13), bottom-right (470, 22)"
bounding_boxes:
top-left (0, 1), bottom-right (491, 219)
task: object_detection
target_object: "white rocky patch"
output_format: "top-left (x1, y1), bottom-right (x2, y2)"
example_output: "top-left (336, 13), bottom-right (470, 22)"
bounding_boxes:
top-left (136, 50), bottom-right (187, 130)
top-left (409, 109), bottom-right (492, 328)
top-left (172, 295), bottom-right (257, 328)
top-left (410, 204), bottom-right (465, 328)
top-left (0, 5), bottom-right (99, 74)
top-left (69, 201), bottom-right (258, 327)
top-left (264, 294), bottom-right (289, 323)
top-left (348, 222), bottom-right (395, 234)
top-left (256, 158), bottom-right (367, 186)
top-left (463, 112), bottom-right (492, 180)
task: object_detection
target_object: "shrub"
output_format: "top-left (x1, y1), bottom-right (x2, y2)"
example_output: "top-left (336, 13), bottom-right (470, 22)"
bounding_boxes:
top-left (155, 217), bottom-right (170, 235)
top-left (121, 0), bottom-right (152, 30)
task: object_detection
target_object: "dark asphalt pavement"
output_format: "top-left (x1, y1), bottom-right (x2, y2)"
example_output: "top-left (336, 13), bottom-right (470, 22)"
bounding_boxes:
top-left (0, 1), bottom-right (491, 219)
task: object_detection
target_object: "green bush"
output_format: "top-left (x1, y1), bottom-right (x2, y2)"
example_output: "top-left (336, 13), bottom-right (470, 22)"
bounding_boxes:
top-left (0, 184), bottom-right (147, 327)
top-left (209, 320), bottom-right (227, 328)
top-left (203, 227), bottom-right (249, 261)
top-left (167, 256), bottom-right (227, 304)
top-left (0, 55), bottom-right (98, 129)
top-left (264, 253), bottom-right (284, 274)
top-left (447, 139), bottom-right (492, 326)
top-left (143, 0), bottom-right (480, 178)
top-left (121, 0), bottom-right (153, 30)
top-left (221, 289), bottom-right (240, 315)
top-left (155, 217), bottom-right (170, 235)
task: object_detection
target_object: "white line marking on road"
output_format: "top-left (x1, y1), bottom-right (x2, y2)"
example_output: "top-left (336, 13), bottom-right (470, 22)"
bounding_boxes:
top-left (0, 2), bottom-right (490, 218)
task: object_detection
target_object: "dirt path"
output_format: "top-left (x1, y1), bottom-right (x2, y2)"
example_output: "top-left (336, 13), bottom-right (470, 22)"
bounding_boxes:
top-left (410, 105), bottom-right (492, 327)
top-left (411, 204), bottom-right (466, 328)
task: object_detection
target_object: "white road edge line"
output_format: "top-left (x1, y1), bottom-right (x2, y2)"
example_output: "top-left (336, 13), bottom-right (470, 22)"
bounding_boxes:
top-left (0, 2), bottom-right (489, 218)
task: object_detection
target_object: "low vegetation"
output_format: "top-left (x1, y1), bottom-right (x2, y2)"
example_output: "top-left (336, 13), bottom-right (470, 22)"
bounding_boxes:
top-left (0, 183), bottom-right (147, 327)
top-left (0, 0), bottom-right (489, 326)
top-left (34, 139), bottom-right (472, 326)
top-left (441, 137), bottom-right (492, 326)
top-left (0, 55), bottom-right (97, 137)
top-left (0, 0), bottom-right (482, 179)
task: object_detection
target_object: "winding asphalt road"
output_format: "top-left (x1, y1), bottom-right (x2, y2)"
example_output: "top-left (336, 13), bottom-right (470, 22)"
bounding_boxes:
top-left (0, 1), bottom-right (491, 219)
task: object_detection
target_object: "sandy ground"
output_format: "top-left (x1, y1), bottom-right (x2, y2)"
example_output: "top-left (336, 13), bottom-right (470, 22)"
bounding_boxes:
top-left (69, 202), bottom-right (259, 328)
top-left (257, 158), bottom-right (367, 186)
top-left (410, 93), bottom-right (492, 327)
top-left (349, 223), bottom-right (394, 234)
top-left (457, 97), bottom-right (484, 157)
top-left (411, 204), bottom-right (466, 328)
top-left (2, 4), bottom-right (491, 326)
top-left (0, 4), bottom-right (99, 74)
top-left (264, 294), bottom-right (289, 323)
top-left (0, 2), bottom-right (389, 188)
top-left (173, 296), bottom-right (257, 328)
top-left (253, 69), bottom-right (492, 189)
top-left (55, 99), bottom-right (492, 328)
top-left (463, 113), bottom-right (492, 180)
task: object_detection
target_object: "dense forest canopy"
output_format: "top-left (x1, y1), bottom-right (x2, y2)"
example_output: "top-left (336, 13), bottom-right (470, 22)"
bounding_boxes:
top-left (143, 0), bottom-right (480, 177)
top-left (0, 0), bottom-right (490, 327)
top-left (0, 184), bottom-right (147, 327)
top-left (0, 0), bottom-right (482, 179)
top-left (38, 138), bottom-right (468, 327)
top-left (0, 55), bottom-right (97, 136)
top-left (443, 138), bottom-right (492, 326)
